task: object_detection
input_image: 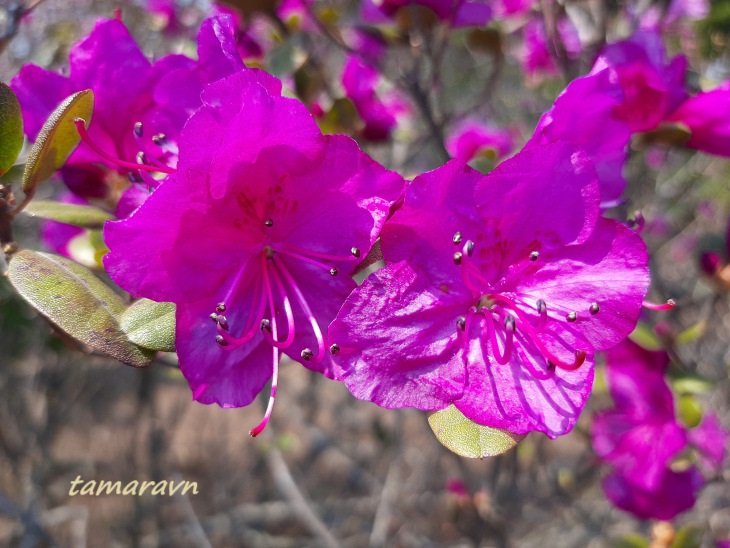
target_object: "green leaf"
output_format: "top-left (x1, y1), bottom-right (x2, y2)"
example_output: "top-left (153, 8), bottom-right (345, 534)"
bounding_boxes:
top-left (427, 405), bottom-right (525, 458)
top-left (24, 200), bottom-right (114, 228)
top-left (22, 89), bottom-right (94, 193)
top-left (0, 83), bottom-right (24, 176)
top-left (612, 533), bottom-right (650, 548)
top-left (629, 322), bottom-right (664, 351)
top-left (670, 371), bottom-right (714, 395)
top-left (675, 321), bottom-right (707, 345)
top-left (670, 525), bottom-right (702, 548)
top-left (677, 394), bottom-right (703, 428)
top-left (120, 298), bottom-right (176, 352)
top-left (7, 250), bottom-right (154, 367)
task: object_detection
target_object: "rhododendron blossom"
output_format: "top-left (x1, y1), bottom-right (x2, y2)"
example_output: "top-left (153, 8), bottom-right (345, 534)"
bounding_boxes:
top-left (11, 15), bottom-right (244, 207)
top-left (329, 143), bottom-right (649, 438)
top-left (446, 118), bottom-right (514, 164)
top-left (592, 339), bottom-right (728, 519)
top-left (103, 70), bottom-right (404, 435)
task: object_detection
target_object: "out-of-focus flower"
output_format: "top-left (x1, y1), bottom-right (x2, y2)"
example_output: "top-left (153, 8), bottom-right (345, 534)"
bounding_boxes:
top-left (341, 55), bottom-right (411, 141)
top-left (359, 0), bottom-right (492, 28)
top-left (329, 143), bottom-right (649, 439)
top-left (446, 118), bottom-right (514, 164)
top-left (698, 216), bottom-right (730, 290)
top-left (592, 339), bottom-right (728, 520)
top-left (519, 18), bottom-right (581, 82)
top-left (103, 70), bottom-right (405, 434)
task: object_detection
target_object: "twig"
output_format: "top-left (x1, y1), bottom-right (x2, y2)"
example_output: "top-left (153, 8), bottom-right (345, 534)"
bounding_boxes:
top-left (369, 458), bottom-right (400, 547)
top-left (267, 447), bottom-right (340, 548)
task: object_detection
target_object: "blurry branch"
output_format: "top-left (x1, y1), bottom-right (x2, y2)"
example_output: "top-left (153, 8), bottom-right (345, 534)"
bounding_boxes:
top-left (369, 458), bottom-right (400, 547)
top-left (267, 447), bottom-right (340, 548)
top-left (0, 0), bottom-right (45, 56)
top-left (171, 473), bottom-right (213, 548)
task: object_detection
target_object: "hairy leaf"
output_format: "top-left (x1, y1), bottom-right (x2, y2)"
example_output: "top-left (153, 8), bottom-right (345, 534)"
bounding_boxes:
top-left (24, 200), bottom-right (114, 228)
top-left (120, 298), bottom-right (176, 352)
top-left (0, 83), bottom-right (23, 176)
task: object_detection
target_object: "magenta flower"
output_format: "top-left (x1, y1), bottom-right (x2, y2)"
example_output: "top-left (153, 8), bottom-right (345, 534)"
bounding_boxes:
top-left (329, 143), bottom-right (649, 438)
top-left (103, 70), bottom-right (404, 434)
top-left (341, 55), bottom-right (411, 142)
top-left (592, 339), bottom-right (728, 520)
top-left (359, 0), bottom-right (492, 28)
top-left (446, 118), bottom-right (514, 164)
top-left (11, 15), bottom-right (244, 204)
top-left (519, 18), bottom-right (581, 81)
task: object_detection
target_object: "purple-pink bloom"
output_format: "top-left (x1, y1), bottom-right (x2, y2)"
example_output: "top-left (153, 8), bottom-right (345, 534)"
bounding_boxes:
top-left (592, 339), bottom-right (728, 520)
top-left (359, 0), bottom-right (492, 28)
top-left (103, 70), bottom-right (404, 432)
top-left (11, 15), bottom-right (244, 203)
top-left (329, 143), bottom-right (649, 438)
top-left (342, 55), bottom-right (411, 142)
top-left (446, 118), bottom-right (514, 163)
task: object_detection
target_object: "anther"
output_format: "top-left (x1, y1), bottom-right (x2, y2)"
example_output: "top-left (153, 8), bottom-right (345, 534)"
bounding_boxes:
top-left (133, 122), bottom-right (143, 138)
top-left (530, 251), bottom-right (539, 261)
top-left (216, 315), bottom-right (229, 331)
top-left (504, 315), bottom-right (516, 332)
top-left (452, 232), bottom-right (462, 245)
top-left (351, 247), bottom-right (361, 258)
top-left (264, 219), bottom-right (274, 227)
top-left (566, 312), bottom-right (577, 323)
top-left (260, 319), bottom-right (272, 332)
top-left (464, 240), bottom-right (475, 257)
top-left (456, 316), bottom-right (466, 331)
top-left (216, 303), bottom-right (226, 313)
top-left (589, 302), bottom-right (600, 315)
top-left (330, 343), bottom-right (340, 355)
top-left (453, 252), bottom-right (463, 265)
top-left (209, 313), bottom-right (218, 322)
top-left (330, 268), bottom-right (338, 276)
top-left (128, 172), bottom-right (142, 183)
top-left (301, 348), bottom-right (314, 361)
top-left (152, 133), bottom-right (167, 145)
top-left (536, 299), bottom-right (547, 314)
top-left (215, 335), bottom-right (229, 347)
top-left (136, 151), bottom-right (148, 165)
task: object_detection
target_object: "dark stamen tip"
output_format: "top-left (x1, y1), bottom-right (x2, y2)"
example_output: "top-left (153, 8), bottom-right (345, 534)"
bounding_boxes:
top-left (530, 251), bottom-right (540, 262)
top-left (133, 122), bottom-right (143, 137)
top-left (152, 133), bottom-right (167, 145)
top-left (264, 219), bottom-right (274, 227)
top-left (566, 312), bottom-right (578, 323)
top-left (128, 172), bottom-right (142, 183)
top-left (536, 299), bottom-right (547, 313)
top-left (217, 315), bottom-right (229, 331)
top-left (464, 240), bottom-right (475, 257)
top-left (452, 231), bottom-right (462, 245)
top-left (330, 268), bottom-right (338, 276)
top-left (216, 302), bottom-right (226, 313)
top-left (301, 348), bottom-right (314, 361)
top-left (215, 335), bottom-right (228, 347)
top-left (351, 247), bottom-right (361, 258)
top-left (260, 319), bottom-right (272, 332)
top-left (547, 361), bottom-right (555, 371)
top-left (136, 151), bottom-right (148, 165)
top-left (456, 316), bottom-right (466, 331)
top-left (589, 302), bottom-right (600, 315)
top-left (330, 343), bottom-right (340, 355)
top-left (210, 313), bottom-right (218, 322)
top-left (504, 315), bottom-right (515, 332)
top-left (453, 252), bottom-right (463, 266)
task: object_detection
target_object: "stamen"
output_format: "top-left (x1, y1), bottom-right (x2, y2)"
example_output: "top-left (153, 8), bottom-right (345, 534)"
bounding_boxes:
top-left (136, 151), bottom-right (148, 165)
top-left (329, 268), bottom-right (338, 276)
top-left (453, 252), bottom-right (463, 265)
top-left (456, 316), bottom-right (466, 331)
top-left (152, 133), bottom-right (167, 146)
top-left (215, 335), bottom-right (228, 347)
top-left (261, 319), bottom-right (272, 332)
top-left (536, 299), bottom-right (548, 330)
top-left (209, 312), bottom-right (218, 322)
top-left (274, 257), bottom-right (327, 363)
top-left (261, 258), bottom-right (296, 349)
top-left (530, 251), bottom-right (539, 261)
top-left (642, 299), bottom-right (676, 311)
top-left (463, 240), bottom-right (474, 257)
top-left (273, 242), bottom-right (357, 263)
top-left (566, 312), bottom-right (577, 323)
top-left (484, 311), bottom-right (513, 365)
top-left (217, 303), bottom-right (227, 313)
top-left (133, 122), bottom-right (143, 138)
top-left (274, 246), bottom-right (338, 273)
top-left (301, 348), bottom-right (314, 361)
top-left (128, 172), bottom-right (142, 183)
top-left (216, 315), bottom-right (229, 331)
top-left (264, 219), bottom-right (274, 227)
top-left (330, 343), bottom-right (340, 355)
top-left (487, 294), bottom-right (589, 371)
top-left (250, 345), bottom-right (280, 437)
top-left (452, 232), bottom-right (462, 245)
top-left (629, 211), bottom-right (645, 233)
top-left (351, 247), bottom-right (361, 258)
top-left (74, 119), bottom-right (175, 174)
top-left (589, 302), bottom-right (600, 315)
top-left (214, 273), bottom-right (268, 349)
